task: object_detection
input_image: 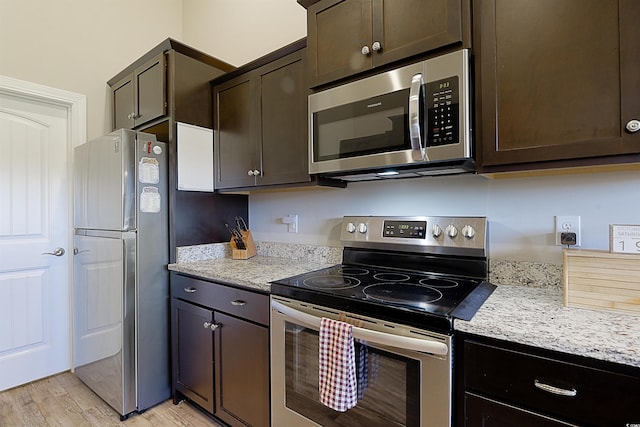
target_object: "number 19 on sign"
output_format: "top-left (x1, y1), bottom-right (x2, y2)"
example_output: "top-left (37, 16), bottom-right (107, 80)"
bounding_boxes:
top-left (610, 224), bottom-right (640, 254)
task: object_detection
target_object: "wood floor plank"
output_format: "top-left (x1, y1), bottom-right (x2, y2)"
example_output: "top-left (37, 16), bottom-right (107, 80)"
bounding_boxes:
top-left (0, 372), bottom-right (225, 427)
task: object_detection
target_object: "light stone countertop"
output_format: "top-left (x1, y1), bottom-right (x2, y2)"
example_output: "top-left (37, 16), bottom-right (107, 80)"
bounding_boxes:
top-left (169, 242), bottom-right (640, 369)
top-left (455, 284), bottom-right (640, 368)
top-left (168, 255), bottom-right (335, 293)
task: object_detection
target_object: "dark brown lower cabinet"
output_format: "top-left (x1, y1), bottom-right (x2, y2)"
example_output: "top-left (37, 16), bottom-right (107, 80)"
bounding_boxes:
top-left (456, 333), bottom-right (640, 427)
top-left (214, 312), bottom-right (269, 427)
top-left (465, 393), bottom-right (575, 427)
top-left (170, 273), bottom-right (270, 426)
top-left (172, 299), bottom-right (214, 413)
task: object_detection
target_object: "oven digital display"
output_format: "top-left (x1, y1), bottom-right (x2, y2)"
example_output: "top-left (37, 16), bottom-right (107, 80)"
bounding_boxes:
top-left (383, 221), bottom-right (426, 239)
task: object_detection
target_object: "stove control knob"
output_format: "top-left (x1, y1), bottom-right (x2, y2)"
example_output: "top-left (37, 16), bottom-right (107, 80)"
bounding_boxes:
top-left (358, 223), bottom-right (368, 234)
top-left (346, 222), bottom-right (356, 233)
top-left (432, 224), bottom-right (443, 238)
top-left (462, 225), bottom-right (476, 239)
top-left (446, 224), bottom-right (458, 238)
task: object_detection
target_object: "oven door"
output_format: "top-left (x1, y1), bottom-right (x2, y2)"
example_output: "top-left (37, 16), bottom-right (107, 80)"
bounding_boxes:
top-left (270, 297), bottom-right (452, 427)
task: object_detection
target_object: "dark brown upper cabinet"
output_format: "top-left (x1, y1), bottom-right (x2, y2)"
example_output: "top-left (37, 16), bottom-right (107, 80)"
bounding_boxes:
top-left (305, 0), bottom-right (466, 87)
top-left (475, 0), bottom-right (640, 173)
top-left (108, 39), bottom-right (247, 262)
top-left (111, 53), bottom-right (166, 130)
top-left (213, 41), bottom-right (311, 190)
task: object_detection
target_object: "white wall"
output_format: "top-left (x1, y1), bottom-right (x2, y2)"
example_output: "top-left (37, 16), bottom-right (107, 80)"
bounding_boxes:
top-left (0, 0), bottom-right (183, 141)
top-left (182, 0), bottom-right (307, 66)
top-left (248, 169), bottom-right (640, 264)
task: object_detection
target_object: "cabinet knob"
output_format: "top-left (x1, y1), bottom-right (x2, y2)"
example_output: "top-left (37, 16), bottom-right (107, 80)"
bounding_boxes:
top-left (253, 169), bottom-right (261, 176)
top-left (361, 45), bottom-right (370, 55)
top-left (231, 300), bottom-right (246, 306)
top-left (626, 120), bottom-right (640, 133)
top-left (372, 41), bottom-right (382, 52)
top-left (203, 322), bottom-right (221, 331)
top-left (184, 287), bottom-right (197, 293)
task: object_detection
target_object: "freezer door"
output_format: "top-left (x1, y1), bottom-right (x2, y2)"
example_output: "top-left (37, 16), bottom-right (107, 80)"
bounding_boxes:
top-left (73, 231), bottom-right (136, 416)
top-left (74, 129), bottom-right (150, 231)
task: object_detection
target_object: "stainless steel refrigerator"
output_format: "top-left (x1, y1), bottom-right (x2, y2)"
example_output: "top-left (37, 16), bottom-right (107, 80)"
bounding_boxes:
top-left (73, 129), bottom-right (169, 419)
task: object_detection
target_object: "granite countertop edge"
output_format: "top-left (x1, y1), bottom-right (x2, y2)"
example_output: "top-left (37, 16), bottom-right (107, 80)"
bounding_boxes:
top-left (168, 251), bottom-right (640, 370)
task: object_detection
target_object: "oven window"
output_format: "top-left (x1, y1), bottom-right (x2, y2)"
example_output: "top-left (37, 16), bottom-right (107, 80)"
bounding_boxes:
top-left (312, 89), bottom-right (413, 162)
top-left (284, 322), bottom-right (420, 427)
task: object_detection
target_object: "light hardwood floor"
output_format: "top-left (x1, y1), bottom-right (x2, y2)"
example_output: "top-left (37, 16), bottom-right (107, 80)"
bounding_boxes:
top-left (0, 372), bottom-right (224, 426)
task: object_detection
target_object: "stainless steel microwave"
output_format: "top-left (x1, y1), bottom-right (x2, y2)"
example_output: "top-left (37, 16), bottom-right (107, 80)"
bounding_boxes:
top-left (309, 49), bottom-right (473, 181)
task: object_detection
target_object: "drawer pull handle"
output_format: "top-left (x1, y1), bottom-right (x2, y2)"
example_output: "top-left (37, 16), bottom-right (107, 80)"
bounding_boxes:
top-left (184, 287), bottom-right (197, 293)
top-left (231, 300), bottom-right (246, 306)
top-left (534, 379), bottom-right (577, 397)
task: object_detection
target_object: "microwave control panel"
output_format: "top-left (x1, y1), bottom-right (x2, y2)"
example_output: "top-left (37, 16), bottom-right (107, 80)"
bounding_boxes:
top-left (427, 77), bottom-right (459, 147)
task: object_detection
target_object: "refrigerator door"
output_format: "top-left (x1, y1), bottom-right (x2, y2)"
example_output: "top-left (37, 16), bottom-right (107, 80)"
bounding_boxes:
top-left (74, 129), bottom-right (156, 231)
top-left (73, 230), bottom-right (136, 416)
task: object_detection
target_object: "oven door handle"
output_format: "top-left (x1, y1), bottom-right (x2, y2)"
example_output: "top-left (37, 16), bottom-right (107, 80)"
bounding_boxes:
top-left (271, 300), bottom-right (448, 356)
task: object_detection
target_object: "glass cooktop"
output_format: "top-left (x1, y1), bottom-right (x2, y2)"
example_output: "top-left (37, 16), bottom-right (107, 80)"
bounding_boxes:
top-left (271, 264), bottom-right (493, 333)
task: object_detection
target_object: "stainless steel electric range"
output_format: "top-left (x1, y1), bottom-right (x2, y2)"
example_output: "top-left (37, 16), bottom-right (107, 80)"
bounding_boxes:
top-left (270, 216), bottom-right (495, 427)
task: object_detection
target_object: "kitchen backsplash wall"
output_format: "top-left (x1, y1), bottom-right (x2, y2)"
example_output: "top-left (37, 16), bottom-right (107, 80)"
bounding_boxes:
top-left (249, 169), bottom-right (640, 264)
top-left (176, 241), bottom-right (561, 288)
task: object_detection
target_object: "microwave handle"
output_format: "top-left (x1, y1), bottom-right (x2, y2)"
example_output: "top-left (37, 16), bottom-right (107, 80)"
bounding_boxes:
top-left (409, 73), bottom-right (426, 161)
top-left (271, 299), bottom-right (448, 356)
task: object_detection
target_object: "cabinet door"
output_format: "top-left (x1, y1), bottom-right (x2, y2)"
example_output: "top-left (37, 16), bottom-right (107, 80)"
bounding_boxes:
top-left (257, 49), bottom-right (310, 186)
top-left (214, 75), bottom-right (259, 189)
top-left (214, 312), bottom-right (270, 427)
top-left (133, 53), bottom-right (166, 128)
top-left (111, 53), bottom-right (166, 131)
top-left (171, 299), bottom-right (214, 413)
top-left (476, 0), bottom-right (640, 170)
top-left (372, 0), bottom-right (463, 68)
top-left (465, 393), bottom-right (576, 427)
top-left (307, 0), bottom-right (373, 87)
top-left (112, 75), bottom-right (135, 130)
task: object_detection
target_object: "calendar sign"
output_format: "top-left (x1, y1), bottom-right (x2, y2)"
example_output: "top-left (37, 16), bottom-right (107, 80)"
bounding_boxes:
top-left (609, 224), bottom-right (640, 254)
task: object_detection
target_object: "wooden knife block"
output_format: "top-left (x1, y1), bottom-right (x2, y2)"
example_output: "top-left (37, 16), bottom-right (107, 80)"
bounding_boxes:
top-left (231, 230), bottom-right (257, 260)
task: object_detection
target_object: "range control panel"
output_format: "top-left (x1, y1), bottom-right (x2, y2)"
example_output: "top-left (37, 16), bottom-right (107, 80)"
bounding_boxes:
top-left (341, 216), bottom-right (487, 257)
top-left (383, 220), bottom-right (426, 239)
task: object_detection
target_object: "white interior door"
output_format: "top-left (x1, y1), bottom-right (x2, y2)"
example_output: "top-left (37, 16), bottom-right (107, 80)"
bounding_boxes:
top-left (0, 77), bottom-right (85, 391)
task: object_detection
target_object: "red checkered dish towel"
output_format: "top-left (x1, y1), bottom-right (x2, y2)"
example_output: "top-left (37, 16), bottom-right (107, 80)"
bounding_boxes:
top-left (319, 317), bottom-right (358, 412)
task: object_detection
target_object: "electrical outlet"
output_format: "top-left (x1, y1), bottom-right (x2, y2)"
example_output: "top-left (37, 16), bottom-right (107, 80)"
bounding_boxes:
top-left (555, 215), bottom-right (581, 246)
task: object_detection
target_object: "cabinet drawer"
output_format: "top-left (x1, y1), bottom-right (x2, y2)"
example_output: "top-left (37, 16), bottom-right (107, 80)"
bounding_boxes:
top-left (464, 340), bottom-right (640, 426)
top-left (171, 274), bottom-right (269, 326)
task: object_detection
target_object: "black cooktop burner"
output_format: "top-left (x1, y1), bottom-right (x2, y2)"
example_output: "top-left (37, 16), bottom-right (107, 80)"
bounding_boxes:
top-left (363, 283), bottom-right (443, 307)
top-left (302, 275), bottom-right (361, 290)
top-left (338, 267), bottom-right (369, 276)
